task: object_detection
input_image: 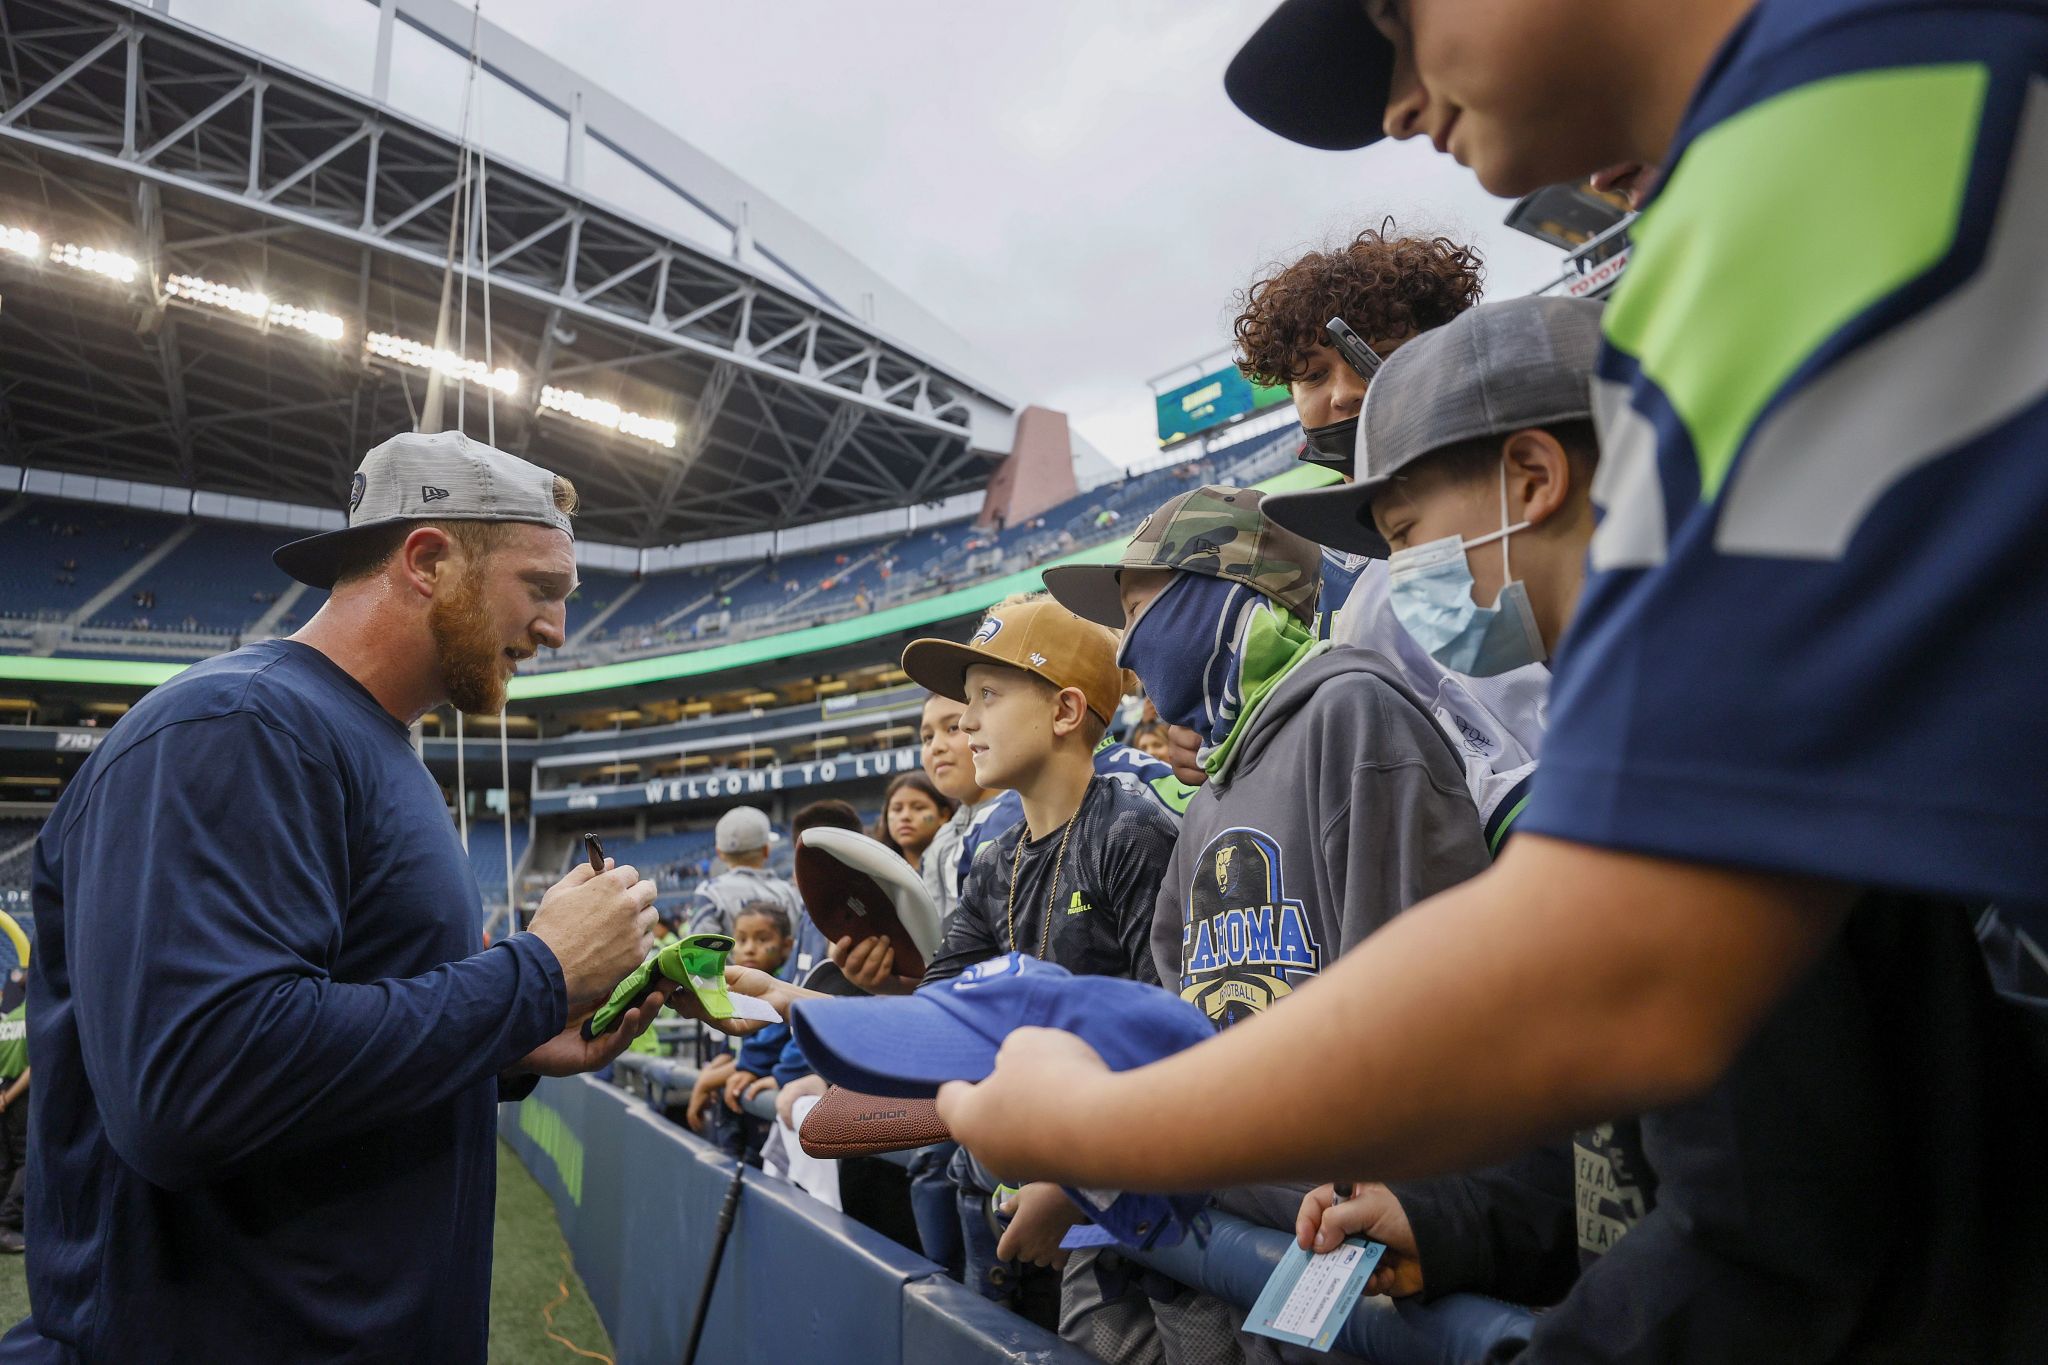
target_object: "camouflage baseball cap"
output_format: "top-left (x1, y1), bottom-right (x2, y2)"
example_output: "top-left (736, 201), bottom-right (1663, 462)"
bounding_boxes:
top-left (1042, 485), bottom-right (1320, 628)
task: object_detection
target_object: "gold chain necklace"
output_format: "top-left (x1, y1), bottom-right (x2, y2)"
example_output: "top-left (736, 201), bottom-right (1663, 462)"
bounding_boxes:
top-left (1007, 806), bottom-right (1079, 959)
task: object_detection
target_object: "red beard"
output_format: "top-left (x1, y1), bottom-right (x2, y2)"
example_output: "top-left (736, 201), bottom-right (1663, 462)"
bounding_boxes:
top-left (429, 564), bottom-right (506, 715)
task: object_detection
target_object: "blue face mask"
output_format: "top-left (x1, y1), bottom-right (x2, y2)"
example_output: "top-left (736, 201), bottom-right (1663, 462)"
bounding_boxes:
top-left (1386, 461), bottom-right (1548, 678)
top-left (1116, 573), bottom-right (1262, 753)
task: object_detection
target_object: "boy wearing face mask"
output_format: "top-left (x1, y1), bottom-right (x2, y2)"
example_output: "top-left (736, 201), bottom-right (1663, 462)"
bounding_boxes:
top-left (1045, 488), bottom-right (1489, 1042)
top-left (1213, 232), bottom-right (1547, 851)
top-left (1264, 296), bottom-right (1602, 686)
top-left (1233, 226), bottom-right (1485, 638)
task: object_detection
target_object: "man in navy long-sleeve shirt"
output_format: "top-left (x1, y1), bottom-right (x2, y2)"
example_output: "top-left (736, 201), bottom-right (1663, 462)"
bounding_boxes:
top-left (3, 433), bottom-right (667, 1361)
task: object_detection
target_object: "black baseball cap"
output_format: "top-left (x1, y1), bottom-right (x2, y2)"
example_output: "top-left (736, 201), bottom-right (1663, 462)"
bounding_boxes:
top-left (1225, 0), bottom-right (1396, 151)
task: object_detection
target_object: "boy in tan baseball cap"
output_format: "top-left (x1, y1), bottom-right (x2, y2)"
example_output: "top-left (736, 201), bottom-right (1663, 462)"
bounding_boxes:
top-left (898, 596), bottom-right (1190, 1335)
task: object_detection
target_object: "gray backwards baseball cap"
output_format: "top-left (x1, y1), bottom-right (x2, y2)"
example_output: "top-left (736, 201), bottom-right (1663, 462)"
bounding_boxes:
top-left (273, 430), bottom-right (573, 588)
top-left (1262, 296), bottom-right (1605, 559)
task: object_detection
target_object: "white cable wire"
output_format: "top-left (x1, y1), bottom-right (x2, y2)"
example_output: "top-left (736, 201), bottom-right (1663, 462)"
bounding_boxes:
top-left (476, 155), bottom-right (514, 921)
top-left (455, 708), bottom-right (469, 851)
top-left (452, 0), bottom-right (484, 436)
top-left (499, 716), bottom-right (515, 928)
top-left (453, 151), bottom-right (471, 435)
top-left (478, 155), bottom-right (497, 449)
top-left (443, 2), bottom-right (485, 867)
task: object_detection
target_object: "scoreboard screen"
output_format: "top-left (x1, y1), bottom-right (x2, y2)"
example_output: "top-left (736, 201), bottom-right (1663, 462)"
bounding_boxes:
top-left (1156, 366), bottom-right (1289, 446)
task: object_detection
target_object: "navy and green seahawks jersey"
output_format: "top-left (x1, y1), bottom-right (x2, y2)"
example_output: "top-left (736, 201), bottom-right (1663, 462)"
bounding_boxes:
top-left (1525, 0), bottom-right (2048, 930)
top-left (1315, 548), bottom-right (1369, 642)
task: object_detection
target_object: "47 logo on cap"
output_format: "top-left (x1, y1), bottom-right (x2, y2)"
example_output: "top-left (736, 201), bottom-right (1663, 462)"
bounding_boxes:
top-left (972, 616), bottom-right (1004, 646)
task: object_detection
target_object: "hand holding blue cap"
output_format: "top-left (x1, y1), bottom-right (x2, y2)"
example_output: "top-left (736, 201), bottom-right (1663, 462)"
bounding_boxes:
top-left (790, 954), bottom-right (1219, 1247)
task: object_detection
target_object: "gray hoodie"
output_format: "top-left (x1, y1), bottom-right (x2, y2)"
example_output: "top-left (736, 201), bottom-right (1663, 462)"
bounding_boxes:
top-left (1152, 643), bottom-right (1490, 1019)
top-left (1152, 644), bottom-right (1492, 1229)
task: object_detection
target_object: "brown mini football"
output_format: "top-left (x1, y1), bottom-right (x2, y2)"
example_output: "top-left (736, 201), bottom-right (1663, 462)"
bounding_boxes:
top-left (794, 831), bottom-right (930, 978)
top-left (798, 1084), bottom-right (950, 1159)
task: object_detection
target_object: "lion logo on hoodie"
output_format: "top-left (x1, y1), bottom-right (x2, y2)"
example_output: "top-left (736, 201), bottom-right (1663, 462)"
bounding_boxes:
top-left (1180, 827), bottom-right (1320, 1028)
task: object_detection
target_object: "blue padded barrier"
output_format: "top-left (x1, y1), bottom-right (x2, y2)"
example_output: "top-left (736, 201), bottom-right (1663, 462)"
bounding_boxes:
top-left (681, 1136), bottom-right (927, 1363)
top-left (503, 1075), bottom-right (1084, 1364)
top-left (901, 1276), bottom-right (1096, 1363)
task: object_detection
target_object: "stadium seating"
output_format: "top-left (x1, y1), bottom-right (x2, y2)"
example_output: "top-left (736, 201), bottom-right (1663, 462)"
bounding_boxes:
top-left (0, 818), bottom-right (40, 915)
top-left (564, 568), bottom-right (642, 633)
top-left (577, 426), bottom-right (1298, 653)
top-left (0, 499), bottom-right (183, 624)
top-left (463, 821), bottom-right (531, 905)
top-left (570, 828), bottom-right (725, 900)
top-left (7, 425), bottom-right (1302, 665)
top-left (90, 518), bottom-right (298, 635)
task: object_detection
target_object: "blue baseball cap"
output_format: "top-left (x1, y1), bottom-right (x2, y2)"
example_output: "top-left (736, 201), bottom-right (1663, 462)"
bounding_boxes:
top-left (790, 953), bottom-right (1219, 1248)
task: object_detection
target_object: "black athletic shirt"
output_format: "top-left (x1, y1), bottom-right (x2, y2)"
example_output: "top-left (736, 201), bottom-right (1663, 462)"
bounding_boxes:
top-left (923, 774), bottom-right (1172, 986)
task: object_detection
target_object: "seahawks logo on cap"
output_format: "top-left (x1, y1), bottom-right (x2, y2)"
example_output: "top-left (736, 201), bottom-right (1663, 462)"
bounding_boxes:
top-left (954, 953), bottom-right (1025, 990)
top-left (349, 472), bottom-right (366, 514)
top-left (972, 616), bottom-right (1004, 646)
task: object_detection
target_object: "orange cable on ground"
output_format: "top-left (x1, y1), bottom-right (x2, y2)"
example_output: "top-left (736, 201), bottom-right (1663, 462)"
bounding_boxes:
top-left (541, 1249), bottom-right (614, 1363)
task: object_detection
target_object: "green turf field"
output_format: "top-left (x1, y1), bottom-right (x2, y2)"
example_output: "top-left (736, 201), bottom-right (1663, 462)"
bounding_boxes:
top-left (0, 1235), bottom-right (22, 1337)
top-left (0, 1142), bottom-right (613, 1362)
top-left (491, 1140), bottom-right (616, 1363)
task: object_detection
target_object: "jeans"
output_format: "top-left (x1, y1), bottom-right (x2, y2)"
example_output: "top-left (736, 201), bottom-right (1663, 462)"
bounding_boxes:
top-left (907, 1141), bottom-right (964, 1279)
top-left (955, 1180), bottom-right (1060, 1330)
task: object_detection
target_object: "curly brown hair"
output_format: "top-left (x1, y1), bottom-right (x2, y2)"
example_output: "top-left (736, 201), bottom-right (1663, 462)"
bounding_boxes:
top-left (1233, 224), bottom-right (1485, 388)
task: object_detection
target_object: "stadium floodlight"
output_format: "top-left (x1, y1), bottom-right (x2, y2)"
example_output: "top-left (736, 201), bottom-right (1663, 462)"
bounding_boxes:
top-left (268, 303), bottom-right (346, 342)
top-left (164, 273), bottom-right (268, 319)
top-left (164, 273), bottom-right (347, 342)
top-left (538, 385), bottom-right (680, 449)
top-left (365, 330), bottom-right (520, 395)
top-left (48, 241), bottom-right (139, 284)
top-left (0, 225), bottom-right (40, 260)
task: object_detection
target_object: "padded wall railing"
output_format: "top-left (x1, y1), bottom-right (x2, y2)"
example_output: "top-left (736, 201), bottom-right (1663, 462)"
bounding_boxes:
top-left (502, 1074), bottom-right (1092, 1364)
top-left (599, 1055), bottom-right (1541, 1361)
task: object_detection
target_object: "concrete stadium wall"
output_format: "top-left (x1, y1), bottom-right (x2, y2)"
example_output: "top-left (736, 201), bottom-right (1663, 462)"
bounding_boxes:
top-left (501, 1075), bottom-right (1091, 1364)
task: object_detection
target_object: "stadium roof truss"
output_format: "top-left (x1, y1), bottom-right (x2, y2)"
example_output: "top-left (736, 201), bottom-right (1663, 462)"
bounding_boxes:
top-left (0, 0), bottom-right (1010, 545)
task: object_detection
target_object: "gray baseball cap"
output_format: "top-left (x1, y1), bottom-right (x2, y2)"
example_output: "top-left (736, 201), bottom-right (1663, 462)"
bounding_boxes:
top-left (1262, 296), bottom-right (1605, 558)
top-left (716, 806), bottom-right (778, 855)
top-left (273, 430), bottom-right (573, 588)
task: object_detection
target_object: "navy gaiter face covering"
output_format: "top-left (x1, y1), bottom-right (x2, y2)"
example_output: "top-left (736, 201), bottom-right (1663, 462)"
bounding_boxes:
top-left (1116, 572), bottom-right (1260, 752)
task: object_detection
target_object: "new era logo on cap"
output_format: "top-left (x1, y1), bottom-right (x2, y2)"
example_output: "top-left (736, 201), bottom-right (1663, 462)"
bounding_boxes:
top-left (421, 485), bottom-right (451, 503)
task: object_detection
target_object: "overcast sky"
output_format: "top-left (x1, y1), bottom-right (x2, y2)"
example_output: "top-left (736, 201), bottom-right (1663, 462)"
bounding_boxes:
top-left (179, 0), bottom-right (1567, 466)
